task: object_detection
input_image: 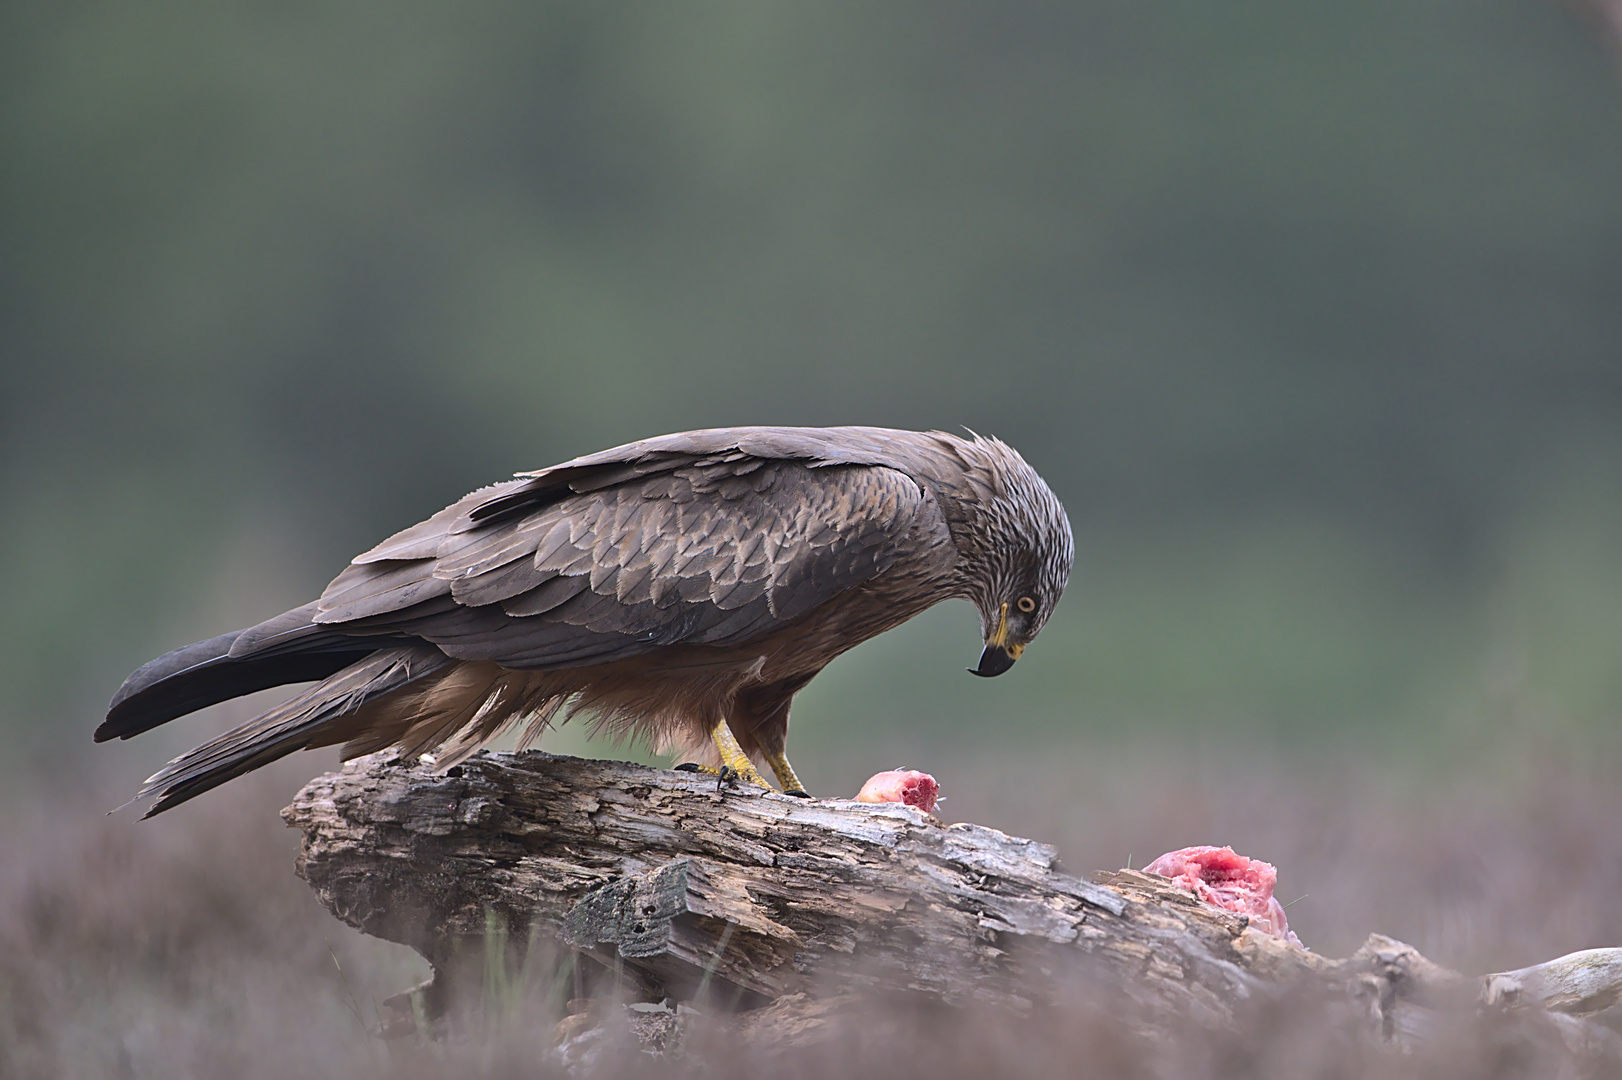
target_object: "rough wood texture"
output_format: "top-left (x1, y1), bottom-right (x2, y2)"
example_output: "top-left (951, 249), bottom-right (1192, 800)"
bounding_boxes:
top-left (282, 750), bottom-right (1622, 1061)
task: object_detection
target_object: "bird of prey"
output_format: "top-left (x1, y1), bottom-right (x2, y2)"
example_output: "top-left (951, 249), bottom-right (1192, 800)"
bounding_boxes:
top-left (99, 426), bottom-right (1073, 816)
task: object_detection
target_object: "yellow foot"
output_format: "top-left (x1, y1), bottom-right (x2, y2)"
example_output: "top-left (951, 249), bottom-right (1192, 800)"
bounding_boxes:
top-left (676, 719), bottom-right (773, 792)
top-left (708, 719), bottom-right (772, 790)
top-left (763, 749), bottom-right (812, 798)
top-left (673, 760), bottom-right (771, 792)
top-left (675, 760), bottom-right (799, 795)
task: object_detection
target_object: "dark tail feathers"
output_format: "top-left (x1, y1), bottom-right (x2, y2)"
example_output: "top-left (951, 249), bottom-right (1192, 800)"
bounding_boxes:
top-left (100, 602), bottom-right (452, 815)
top-left (97, 603), bottom-right (392, 743)
top-left (134, 643), bottom-right (451, 816)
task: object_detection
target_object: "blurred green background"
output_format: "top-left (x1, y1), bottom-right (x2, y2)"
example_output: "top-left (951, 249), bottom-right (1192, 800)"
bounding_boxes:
top-left (4, 0), bottom-right (1622, 794)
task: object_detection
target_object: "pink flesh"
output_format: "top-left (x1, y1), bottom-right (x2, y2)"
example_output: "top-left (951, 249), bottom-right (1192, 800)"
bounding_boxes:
top-left (1143, 845), bottom-right (1302, 946)
top-left (853, 769), bottom-right (939, 813)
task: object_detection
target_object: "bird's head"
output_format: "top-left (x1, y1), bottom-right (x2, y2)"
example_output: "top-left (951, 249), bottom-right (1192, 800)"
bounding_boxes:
top-left (943, 435), bottom-right (1074, 678)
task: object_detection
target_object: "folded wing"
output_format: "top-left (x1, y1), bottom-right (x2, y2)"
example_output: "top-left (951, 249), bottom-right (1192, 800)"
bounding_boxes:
top-left (317, 455), bottom-right (946, 669)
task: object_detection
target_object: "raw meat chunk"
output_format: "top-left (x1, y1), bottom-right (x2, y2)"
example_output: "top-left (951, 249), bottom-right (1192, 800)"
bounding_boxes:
top-left (1144, 845), bottom-right (1302, 946)
top-left (854, 769), bottom-right (939, 813)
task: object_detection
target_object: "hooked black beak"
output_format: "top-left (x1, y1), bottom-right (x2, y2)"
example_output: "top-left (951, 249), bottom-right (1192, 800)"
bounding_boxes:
top-left (969, 644), bottom-right (1019, 678)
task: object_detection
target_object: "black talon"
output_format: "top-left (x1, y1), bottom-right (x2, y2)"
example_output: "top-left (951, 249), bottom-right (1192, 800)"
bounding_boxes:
top-left (717, 764), bottom-right (738, 791)
top-left (782, 789), bottom-right (813, 799)
top-left (674, 762), bottom-right (702, 773)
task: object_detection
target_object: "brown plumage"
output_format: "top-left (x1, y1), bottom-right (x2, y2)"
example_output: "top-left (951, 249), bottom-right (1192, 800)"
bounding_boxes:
top-left (99, 426), bottom-right (1073, 815)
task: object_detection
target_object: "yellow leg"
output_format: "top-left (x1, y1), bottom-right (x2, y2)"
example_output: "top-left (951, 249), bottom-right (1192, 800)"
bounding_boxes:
top-left (763, 750), bottom-right (811, 798)
top-left (706, 718), bottom-right (771, 790)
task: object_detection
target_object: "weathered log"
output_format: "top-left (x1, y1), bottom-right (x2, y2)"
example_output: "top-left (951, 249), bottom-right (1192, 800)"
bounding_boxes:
top-left (281, 750), bottom-right (1622, 1062)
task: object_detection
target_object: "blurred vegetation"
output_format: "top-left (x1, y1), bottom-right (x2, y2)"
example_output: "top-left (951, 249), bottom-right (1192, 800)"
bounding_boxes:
top-left (3, 1), bottom-right (1622, 786)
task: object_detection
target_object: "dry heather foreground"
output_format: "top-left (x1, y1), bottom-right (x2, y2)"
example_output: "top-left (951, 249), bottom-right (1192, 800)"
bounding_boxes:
top-left (4, 741), bottom-right (1622, 1079)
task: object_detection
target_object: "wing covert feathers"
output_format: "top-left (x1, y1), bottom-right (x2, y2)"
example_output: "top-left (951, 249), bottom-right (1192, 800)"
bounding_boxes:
top-left (311, 459), bottom-right (950, 671)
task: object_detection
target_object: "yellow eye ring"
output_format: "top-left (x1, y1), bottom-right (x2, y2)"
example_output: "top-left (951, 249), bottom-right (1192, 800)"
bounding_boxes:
top-left (1016, 595), bottom-right (1037, 614)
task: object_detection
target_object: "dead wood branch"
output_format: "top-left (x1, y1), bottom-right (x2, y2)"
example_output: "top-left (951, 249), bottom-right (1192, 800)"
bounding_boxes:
top-left (282, 750), bottom-right (1622, 1063)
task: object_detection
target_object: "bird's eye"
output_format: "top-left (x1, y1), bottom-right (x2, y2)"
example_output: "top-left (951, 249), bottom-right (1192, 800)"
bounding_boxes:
top-left (1016, 595), bottom-right (1037, 614)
